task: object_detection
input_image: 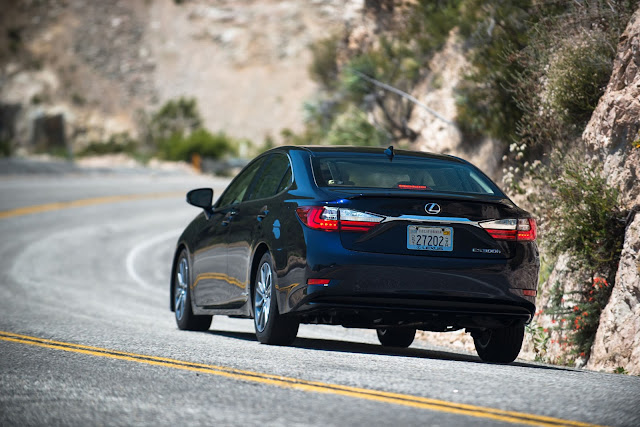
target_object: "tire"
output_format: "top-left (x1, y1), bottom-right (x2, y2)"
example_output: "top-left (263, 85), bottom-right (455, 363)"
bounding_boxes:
top-left (473, 324), bottom-right (525, 363)
top-left (376, 327), bottom-right (416, 348)
top-left (173, 249), bottom-right (212, 331)
top-left (253, 252), bottom-right (298, 345)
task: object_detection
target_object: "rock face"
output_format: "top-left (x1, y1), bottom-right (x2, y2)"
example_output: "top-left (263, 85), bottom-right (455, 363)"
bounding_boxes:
top-left (588, 214), bottom-right (640, 374)
top-left (583, 9), bottom-right (640, 374)
top-left (146, 0), bottom-right (360, 143)
top-left (582, 9), bottom-right (640, 208)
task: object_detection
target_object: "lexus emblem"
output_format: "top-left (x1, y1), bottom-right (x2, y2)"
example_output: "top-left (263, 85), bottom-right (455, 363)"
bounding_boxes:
top-left (425, 203), bottom-right (441, 215)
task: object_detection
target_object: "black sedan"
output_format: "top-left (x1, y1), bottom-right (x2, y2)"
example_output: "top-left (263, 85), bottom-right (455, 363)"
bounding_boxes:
top-left (170, 146), bottom-right (539, 363)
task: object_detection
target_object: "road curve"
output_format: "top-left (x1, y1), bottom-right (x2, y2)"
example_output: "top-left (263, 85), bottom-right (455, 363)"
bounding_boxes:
top-left (1, 172), bottom-right (638, 427)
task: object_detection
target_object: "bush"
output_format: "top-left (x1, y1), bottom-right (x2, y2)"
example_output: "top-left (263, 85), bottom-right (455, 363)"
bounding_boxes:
top-left (157, 129), bottom-right (238, 162)
top-left (142, 97), bottom-right (242, 162)
top-left (547, 35), bottom-right (616, 125)
top-left (404, 0), bottom-right (463, 54)
top-left (309, 35), bottom-right (341, 90)
top-left (541, 157), bottom-right (626, 358)
top-left (326, 107), bottom-right (389, 147)
top-left (149, 97), bottom-right (202, 143)
top-left (77, 133), bottom-right (139, 157)
top-left (548, 159), bottom-right (625, 270)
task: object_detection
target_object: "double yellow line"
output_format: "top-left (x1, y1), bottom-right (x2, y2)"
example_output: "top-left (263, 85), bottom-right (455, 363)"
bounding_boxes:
top-left (0, 331), bottom-right (599, 427)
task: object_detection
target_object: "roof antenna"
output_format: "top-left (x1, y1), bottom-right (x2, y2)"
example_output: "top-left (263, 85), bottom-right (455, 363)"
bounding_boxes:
top-left (384, 145), bottom-right (394, 161)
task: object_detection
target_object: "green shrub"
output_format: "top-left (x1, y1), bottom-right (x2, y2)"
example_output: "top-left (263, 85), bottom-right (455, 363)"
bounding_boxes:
top-left (142, 97), bottom-right (242, 161)
top-left (548, 160), bottom-right (625, 270)
top-left (404, 0), bottom-right (463, 54)
top-left (541, 158), bottom-right (626, 358)
top-left (454, 0), bottom-right (532, 143)
top-left (158, 129), bottom-right (238, 162)
top-left (77, 133), bottom-right (139, 157)
top-left (547, 35), bottom-right (615, 125)
top-left (326, 107), bottom-right (389, 147)
top-left (309, 35), bottom-right (341, 90)
top-left (149, 97), bottom-right (202, 143)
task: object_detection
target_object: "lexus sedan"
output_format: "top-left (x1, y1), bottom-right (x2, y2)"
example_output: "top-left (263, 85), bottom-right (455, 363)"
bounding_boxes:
top-left (170, 146), bottom-right (539, 363)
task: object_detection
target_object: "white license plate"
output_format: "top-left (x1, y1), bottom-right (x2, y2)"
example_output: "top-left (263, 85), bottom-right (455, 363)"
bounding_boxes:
top-left (407, 226), bottom-right (453, 251)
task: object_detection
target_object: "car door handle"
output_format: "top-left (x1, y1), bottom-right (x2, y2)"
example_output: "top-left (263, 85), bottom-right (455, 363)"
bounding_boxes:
top-left (222, 210), bottom-right (238, 226)
top-left (257, 210), bottom-right (269, 221)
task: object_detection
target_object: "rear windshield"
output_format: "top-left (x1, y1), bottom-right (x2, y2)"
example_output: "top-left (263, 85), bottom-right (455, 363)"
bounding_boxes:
top-left (312, 156), bottom-right (500, 196)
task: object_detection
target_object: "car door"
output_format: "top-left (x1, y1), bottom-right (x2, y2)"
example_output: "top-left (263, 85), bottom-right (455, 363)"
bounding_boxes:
top-left (225, 153), bottom-right (293, 306)
top-left (191, 157), bottom-right (266, 309)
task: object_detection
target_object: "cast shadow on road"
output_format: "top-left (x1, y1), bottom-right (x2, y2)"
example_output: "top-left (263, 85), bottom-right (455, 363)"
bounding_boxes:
top-left (207, 329), bottom-right (576, 372)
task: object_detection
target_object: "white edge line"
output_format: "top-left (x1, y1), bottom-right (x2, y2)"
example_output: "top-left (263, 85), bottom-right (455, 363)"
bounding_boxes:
top-left (125, 229), bottom-right (183, 289)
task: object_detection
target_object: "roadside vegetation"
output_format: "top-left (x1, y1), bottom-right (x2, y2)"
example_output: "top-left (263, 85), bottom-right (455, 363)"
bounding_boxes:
top-left (77, 97), bottom-right (241, 165)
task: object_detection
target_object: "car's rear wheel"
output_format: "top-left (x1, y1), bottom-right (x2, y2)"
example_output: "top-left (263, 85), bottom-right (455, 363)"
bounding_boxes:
top-left (473, 324), bottom-right (524, 363)
top-left (253, 252), bottom-right (298, 345)
top-left (174, 250), bottom-right (212, 331)
top-left (376, 327), bottom-right (416, 348)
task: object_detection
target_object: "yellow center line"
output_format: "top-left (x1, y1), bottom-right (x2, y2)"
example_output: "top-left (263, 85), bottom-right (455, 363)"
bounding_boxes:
top-left (0, 192), bottom-right (185, 220)
top-left (0, 331), bottom-right (601, 427)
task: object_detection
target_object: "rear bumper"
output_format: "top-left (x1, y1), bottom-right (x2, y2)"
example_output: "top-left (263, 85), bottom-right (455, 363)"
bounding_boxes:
top-left (275, 232), bottom-right (538, 330)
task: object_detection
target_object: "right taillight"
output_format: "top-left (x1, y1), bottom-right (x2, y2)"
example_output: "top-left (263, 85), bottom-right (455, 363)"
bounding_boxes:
top-left (516, 218), bottom-right (537, 241)
top-left (295, 206), bottom-right (383, 232)
top-left (480, 218), bottom-right (537, 241)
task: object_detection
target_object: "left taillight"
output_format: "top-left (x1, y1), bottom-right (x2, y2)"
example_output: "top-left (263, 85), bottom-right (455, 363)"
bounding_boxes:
top-left (295, 206), bottom-right (383, 232)
top-left (480, 218), bottom-right (537, 241)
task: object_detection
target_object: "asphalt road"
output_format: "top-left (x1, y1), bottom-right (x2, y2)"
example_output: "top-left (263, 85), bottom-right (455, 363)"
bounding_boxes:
top-left (1, 169), bottom-right (639, 427)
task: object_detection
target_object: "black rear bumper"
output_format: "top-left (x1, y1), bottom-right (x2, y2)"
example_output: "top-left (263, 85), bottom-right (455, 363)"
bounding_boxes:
top-left (293, 295), bottom-right (533, 331)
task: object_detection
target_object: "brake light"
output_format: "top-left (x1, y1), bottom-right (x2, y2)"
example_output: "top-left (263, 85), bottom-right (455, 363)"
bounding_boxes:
top-left (397, 184), bottom-right (430, 190)
top-left (480, 218), bottom-right (537, 241)
top-left (517, 218), bottom-right (537, 241)
top-left (296, 206), bottom-right (383, 232)
top-left (295, 206), bottom-right (338, 231)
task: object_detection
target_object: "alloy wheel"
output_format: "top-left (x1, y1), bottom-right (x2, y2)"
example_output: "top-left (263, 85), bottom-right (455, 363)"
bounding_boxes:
top-left (254, 262), bottom-right (272, 332)
top-left (175, 257), bottom-right (189, 321)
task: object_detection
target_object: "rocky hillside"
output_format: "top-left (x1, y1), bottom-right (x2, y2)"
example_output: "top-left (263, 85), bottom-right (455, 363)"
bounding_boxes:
top-left (1, 0), bottom-right (359, 153)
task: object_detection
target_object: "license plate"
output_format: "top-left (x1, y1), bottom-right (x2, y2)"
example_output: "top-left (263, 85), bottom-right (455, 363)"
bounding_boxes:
top-left (407, 226), bottom-right (453, 251)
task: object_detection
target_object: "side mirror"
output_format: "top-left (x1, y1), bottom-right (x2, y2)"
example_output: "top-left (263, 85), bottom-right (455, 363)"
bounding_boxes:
top-left (186, 188), bottom-right (213, 210)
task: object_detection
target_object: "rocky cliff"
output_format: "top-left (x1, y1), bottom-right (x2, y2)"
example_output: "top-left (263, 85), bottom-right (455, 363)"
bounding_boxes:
top-left (583, 9), bottom-right (640, 374)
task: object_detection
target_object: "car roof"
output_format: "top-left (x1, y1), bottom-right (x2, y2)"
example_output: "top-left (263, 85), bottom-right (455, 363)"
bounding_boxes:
top-left (280, 145), bottom-right (468, 164)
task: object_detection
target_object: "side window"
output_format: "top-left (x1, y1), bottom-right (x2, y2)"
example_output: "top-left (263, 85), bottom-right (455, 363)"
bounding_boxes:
top-left (276, 166), bottom-right (292, 193)
top-left (216, 158), bottom-right (265, 208)
top-left (248, 154), bottom-right (291, 200)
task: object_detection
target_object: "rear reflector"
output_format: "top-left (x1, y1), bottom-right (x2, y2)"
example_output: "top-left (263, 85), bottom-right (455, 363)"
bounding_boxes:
top-left (480, 218), bottom-right (537, 241)
top-left (523, 289), bottom-right (537, 297)
top-left (296, 206), bottom-right (383, 232)
top-left (307, 279), bottom-right (331, 285)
